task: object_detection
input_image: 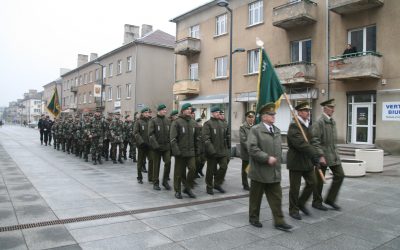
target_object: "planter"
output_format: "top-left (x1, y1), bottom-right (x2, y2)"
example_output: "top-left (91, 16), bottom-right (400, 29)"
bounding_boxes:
top-left (355, 149), bottom-right (384, 173)
top-left (341, 159), bottom-right (366, 177)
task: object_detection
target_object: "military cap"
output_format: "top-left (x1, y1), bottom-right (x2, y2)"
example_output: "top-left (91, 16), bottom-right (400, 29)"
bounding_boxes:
top-left (320, 99), bottom-right (336, 107)
top-left (245, 111), bottom-right (256, 117)
top-left (259, 103), bottom-right (276, 115)
top-left (157, 104), bottom-right (167, 111)
top-left (114, 111), bottom-right (121, 115)
top-left (170, 110), bottom-right (178, 116)
top-left (141, 107), bottom-right (149, 113)
top-left (191, 107), bottom-right (196, 113)
top-left (125, 115), bottom-right (130, 119)
top-left (196, 118), bottom-right (202, 122)
top-left (210, 106), bottom-right (220, 113)
top-left (295, 101), bottom-right (311, 111)
top-left (220, 110), bottom-right (225, 114)
top-left (181, 103), bottom-right (192, 112)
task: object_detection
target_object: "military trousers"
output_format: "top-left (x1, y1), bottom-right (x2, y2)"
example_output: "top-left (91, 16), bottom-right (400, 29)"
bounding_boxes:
top-left (205, 156), bottom-right (228, 190)
top-left (196, 154), bottom-right (206, 174)
top-left (43, 130), bottom-right (50, 145)
top-left (289, 169), bottom-right (316, 214)
top-left (111, 142), bottom-right (124, 160)
top-left (249, 180), bottom-right (284, 225)
top-left (173, 156), bottom-right (196, 193)
top-left (313, 164), bottom-right (344, 206)
top-left (137, 146), bottom-right (151, 181)
top-left (241, 160), bottom-right (250, 188)
top-left (102, 139), bottom-right (110, 159)
top-left (82, 141), bottom-right (91, 159)
top-left (152, 150), bottom-right (171, 185)
top-left (90, 138), bottom-right (103, 160)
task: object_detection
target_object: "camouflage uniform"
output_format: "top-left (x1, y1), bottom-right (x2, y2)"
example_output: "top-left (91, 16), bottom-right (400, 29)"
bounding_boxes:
top-left (58, 119), bottom-right (65, 151)
top-left (90, 114), bottom-right (104, 165)
top-left (51, 119), bottom-right (59, 150)
top-left (122, 118), bottom-right (132, 160)
top-left (81, 114), bottom-right (92, 162)
top-left (110, 115), bottom-right (124, 164)
top-left (64, 117), bottom-right (74, 154)
top-left (102, 115), bottom-right (112, 161)
top-left (72, 116), bottom-right (81, 157)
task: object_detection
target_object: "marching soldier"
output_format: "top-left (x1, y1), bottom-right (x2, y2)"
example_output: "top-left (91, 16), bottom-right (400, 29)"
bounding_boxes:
top-left (52, 118), bottom-right (59, 149)
top-left (103, 113), bottom-right (113, 161)
top-left (122, 115), bottom-right (132, 160)
top-left (195, 118), bottom-right (205, 178)
top-left (58, 117), bottom-right (65, 151)
top-left (170, 103), bottom-right (199, 199)
top-left (169, 110), bottom-right (179, 122)
top-left (134, 107), bottom-right (152, 184)
top-left (82, 113), bottom-right (92, 162)
top-left (64, 116), bottom-right (74, 154)
top-left (202, 106), bottom-right (229, 195)
top-left (247, 103), bottom-right (292, 232)
top-left (110, 112), bottom-right (124, 164)
top-left (287, 102), bottom-right (319, 220)
top-left (311, 99), bottom-right (344, 211)
top-left (219, 110), bottom-right (231, 164)
top-left (148, 104), bottom-right (171, 191)
top-left (239, 110), bottom-right (255, 191)
top-left (72, 114), bottom-right (81, 157)
top-left (90, 111), bottom-right (104, 165)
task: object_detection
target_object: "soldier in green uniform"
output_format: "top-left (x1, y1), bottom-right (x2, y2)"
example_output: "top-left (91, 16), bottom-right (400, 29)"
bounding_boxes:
top-left (170, 103), bottom-right (198, 199)
top-left (90, 111), bottom-right (104, 165)
top-left (72, 114), bottom-right (81, 157)
top-left (169, 110), bottom-right (179, 122)
top-left (122, 115), bottom-right (132, 160)
top-left (58, 117), bottom-right (65, 151)
top-left (247, 103), bottom-right (292, 232)
top-left (134, 107), bottom-right (152, 184)
top-left (103, 113), bottom-right (113, 161)
top-left (202, 106), bottom-right (229, 194)
top-left (52, 118), bottom-right (59, 150)
top-left (64, 116), bottom-right (74, 154)
top-left (311, 99), bottom-right (344, 211)
top-left (110, 112), bottom-right (124, 164)
top-left (82, 113), bottom-right (92, 162)
top-left (195, 118), bottom-right (205, 178)
top-left (148, 104), bottom-right (171, 191)
top-left (239, 110), bottom-right (255, 191)
top-left (287, 102), bottom-right (320, 220)
top-left (219, 110), bottom-right (231, 165)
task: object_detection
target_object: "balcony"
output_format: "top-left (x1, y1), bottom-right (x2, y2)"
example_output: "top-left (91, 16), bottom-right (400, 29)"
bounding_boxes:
top-left (70, 86), bottom-right (78, 93)
top-left (173, 79), bottom-right (200, 95)
top-left (175, 37), bottom-right (201, 56)
top-left (272, 0), bottom-right (317, 30)
top-left (329, 52), bottom-right (383, 80)
top-left (329, 0), bottom-right (384, 15)
top-left (275, 62), bottom-right (316, 85)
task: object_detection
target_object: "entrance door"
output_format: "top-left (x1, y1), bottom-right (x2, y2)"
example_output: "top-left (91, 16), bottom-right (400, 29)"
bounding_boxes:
top-left (351, 104), bottom-right (372, 144)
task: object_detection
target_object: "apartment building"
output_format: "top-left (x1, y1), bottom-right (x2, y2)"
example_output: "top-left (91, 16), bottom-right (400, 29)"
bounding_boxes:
top-left (20, 90), bottom-right (42, 123)
top-left (61, 24), bottom-right (175, 116)
top-left (171, 0), bottom-right (400, 154)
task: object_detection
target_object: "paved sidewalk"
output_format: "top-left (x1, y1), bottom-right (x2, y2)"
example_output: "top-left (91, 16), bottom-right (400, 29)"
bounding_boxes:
top-left (0, 125), bottom-right (400, 250)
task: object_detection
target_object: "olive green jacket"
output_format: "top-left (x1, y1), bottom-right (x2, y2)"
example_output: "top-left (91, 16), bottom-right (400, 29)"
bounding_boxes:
top-left (148, 115), bottom-right (171, 152)
top-left (170, 114), bottom-right (199, 157)
top-left (287, 120), bottom-right (319, 171)
top-left (134, 116), bottom-right (150, 148)
top-left (202, 117), bottom-right (229, 158)
top-left (247, 123), bottom-right (282, 183)
top-left (311, 115), bottom-right (341, 167)
top-left (239, 122), bottom-right (252, 161)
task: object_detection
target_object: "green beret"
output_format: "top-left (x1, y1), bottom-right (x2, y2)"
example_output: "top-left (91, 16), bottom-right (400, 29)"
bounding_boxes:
top-left (157, 104), bottom-right (167, 111)
top-left (320, 99), bottom-right (335, 107)
top-left (245, 111), bottom-right (256, 117)
top-left (210, 106), bottom-right (220, 113)
top-left (295, 102), bottom-right (311, 111)
top-left (170, 110), bottom-right (178, 116)
top-left (181, 103), bottom-right (192, 112)
top-left (259, 103), bottom-right (276, 115)
top-left (141, 107), bottom-right (149, 113)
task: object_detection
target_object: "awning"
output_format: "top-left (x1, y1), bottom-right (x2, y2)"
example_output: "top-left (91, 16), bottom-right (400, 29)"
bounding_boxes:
top-left (180, 94), bottom-right (228, 105)
top-left (235, 88), bottom-right (319, 102)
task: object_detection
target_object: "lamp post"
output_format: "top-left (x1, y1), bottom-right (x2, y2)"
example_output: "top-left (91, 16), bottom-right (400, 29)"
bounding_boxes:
top-left (94, 61), bottom-right (105, 113)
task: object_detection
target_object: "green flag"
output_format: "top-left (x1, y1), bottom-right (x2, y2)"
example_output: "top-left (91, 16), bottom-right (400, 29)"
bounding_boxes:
top-left (47, 87), bottom-right (61, 117)
top-left (256, 48), bottom-right (285, 113)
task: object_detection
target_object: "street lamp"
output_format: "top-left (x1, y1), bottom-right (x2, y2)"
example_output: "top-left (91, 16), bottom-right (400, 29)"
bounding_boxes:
top-left (94, 61), bottom-right (105, 113)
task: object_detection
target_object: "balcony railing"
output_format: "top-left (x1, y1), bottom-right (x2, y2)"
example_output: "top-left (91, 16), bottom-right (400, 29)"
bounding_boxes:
top-left (275, 62), bottom-right (316, 85)
top-left (70, 86), bottom-right (78, 93)
top-left (330, 51), bottom-right (383, 80)
top-left (173, 79), bottom-right (200, 95)
top-left (175, 37), bottom-right (201, 56)
top-left (329, 0), bottom-right (384, 15)
top-left (272, 0), bottom-right (317, 29)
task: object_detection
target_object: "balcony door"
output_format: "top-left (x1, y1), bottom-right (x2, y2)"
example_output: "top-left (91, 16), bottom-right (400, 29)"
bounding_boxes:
top-left (351, 103), bottom-right (373, 144)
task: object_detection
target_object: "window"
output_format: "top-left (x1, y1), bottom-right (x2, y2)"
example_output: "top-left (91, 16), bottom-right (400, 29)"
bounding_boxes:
top-left (215, 14), bottom-right (227, 36)
top-left (291, 39), bottom-right (312, 62)
top-left (348, 25), bottom-right (376, 53)
top-left (79, 75), bottom-right (83, 85)
top-left (78, 94), bottom-right (81, 104)
top-left (69, 96), bottom-right (73, 104)
top-left (249, 0), bottom-right (263, 26)
top-left (248, 49), bottom-right (260, 74)
top-left (84, 73), bottom-right (87, 84)
top-left (75, 77), bottom-right (78, 86)
top-left (126, 84), bottom-right (132, 98)
top-left (189, 63), bottom-right (199, 80)
top-left (109, 63), bottom-right (113, 77)
top-left (127, 56), bottom-right (132, 71)
top-left (95, 69), bottom-right (99, 80)
top-left (89, 72), bottom-right (93, 83)
top-left (116, 86), bottom-right (121, 100)
top-left (189, 25), bottom-right (200, 39)
top-left (215, 57), bottom-right (228, 78)
top-left (117, 60), bottom-right (122, 74)
top-left (108, 87), bottom-right (112, 100)
top-left (88, 91), bottom-right (92, 103)
top-left (83, 93), bottom-right (87, 104)
top-left (103, 65), bottom-right (106, 79)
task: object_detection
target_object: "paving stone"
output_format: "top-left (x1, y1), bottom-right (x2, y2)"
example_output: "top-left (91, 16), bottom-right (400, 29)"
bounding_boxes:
top-left (306, 234), bottom-right (376, 250)
top-left (53, 204), bottom-right (123, 219)
top-left (197, 202), bottom-right (248, 218)
top-left (22, 225), bottom-right (77, 250)
top-left (0, 207), bottom-right (19, 227)
top-left (15, 207), bottom-right (58, 224)
top-left (45, 244), bottom-right (83, 250)
top-left (146, 242), bottom-right (186, 250)
top-left (65, 215), bottom-right (137, 230)
top-left (0, 230), bottom-right (28, 250)
top-left (141, 210), bottom-right (210, 229)
top-left (234, 238), bottom-right (291, 250)
top-left (134, 206), bottom-right (192, 220)
top-left (384, 236), bottom-right (400, 249)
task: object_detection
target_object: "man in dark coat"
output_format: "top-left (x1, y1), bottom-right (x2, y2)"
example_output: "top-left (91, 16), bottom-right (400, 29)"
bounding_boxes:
top-left (287, 102), bottom-right (320, 220)
top-left (38, 114), bottom-right (46, 145)
top-left (239, 111), bottom-right (255, 191)
top-left (134, 107), bottom-right (152, 184)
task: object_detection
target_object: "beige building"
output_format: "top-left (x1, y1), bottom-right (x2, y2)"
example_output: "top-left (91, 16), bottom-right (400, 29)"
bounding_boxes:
top-left (171, 0), bottom-right (400, 154)
top-left (61, 24), bottom-right (175, 116)
top-left (42, 78), bottom-right (62, 119)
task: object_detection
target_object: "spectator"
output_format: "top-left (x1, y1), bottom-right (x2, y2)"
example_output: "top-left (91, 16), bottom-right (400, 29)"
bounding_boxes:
top-left (342, 44), bottom-right (357, 57)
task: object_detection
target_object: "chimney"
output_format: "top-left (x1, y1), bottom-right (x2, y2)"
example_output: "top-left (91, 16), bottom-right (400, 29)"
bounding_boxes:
top-left (60, 68), bottom-right (70, 76)
top-left (123, 24), bottom-right (139, 45)
top-left (77, 54), bottom-right (88, 67)
top-left (90, 53), bottom-right (98, 61)
top-left (141, 24), bottom-right (153, 37)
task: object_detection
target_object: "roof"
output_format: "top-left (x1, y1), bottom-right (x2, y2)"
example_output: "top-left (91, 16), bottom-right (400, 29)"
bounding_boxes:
top-left (170, 0), bottom-right (216, 23)
top-left (42, 78), bottom-right (62, 88)
top-left (62, 29), bottom-right (175, 77)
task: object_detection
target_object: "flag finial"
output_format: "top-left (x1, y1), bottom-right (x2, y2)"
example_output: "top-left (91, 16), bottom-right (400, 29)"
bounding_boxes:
top-left (256, 37), bottom-right (264, 48)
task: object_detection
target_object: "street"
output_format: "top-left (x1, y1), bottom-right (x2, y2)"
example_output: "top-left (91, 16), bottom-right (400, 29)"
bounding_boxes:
top-left (1, 125), bottom-right (400, 250)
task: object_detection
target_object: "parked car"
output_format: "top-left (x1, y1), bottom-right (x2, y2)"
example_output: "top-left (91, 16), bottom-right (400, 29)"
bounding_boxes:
top-left (28, 121), bottom-right (38, 128)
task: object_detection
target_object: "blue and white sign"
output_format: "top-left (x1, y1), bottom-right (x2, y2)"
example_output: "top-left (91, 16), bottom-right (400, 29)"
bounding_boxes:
top-left (382, 102), bottom-right (400, 121)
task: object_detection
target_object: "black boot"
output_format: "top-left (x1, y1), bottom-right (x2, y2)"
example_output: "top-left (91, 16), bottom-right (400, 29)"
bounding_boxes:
top-left (118, 158), bottom-right (124, 164)
top-left (98, 157), bottom-right (102, 165)
top-left (93, 159), bottom-right (97, 165)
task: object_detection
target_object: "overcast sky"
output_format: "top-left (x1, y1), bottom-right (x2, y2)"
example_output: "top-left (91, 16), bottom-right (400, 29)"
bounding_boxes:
top-left (0, 0), bottom-right (210, 107)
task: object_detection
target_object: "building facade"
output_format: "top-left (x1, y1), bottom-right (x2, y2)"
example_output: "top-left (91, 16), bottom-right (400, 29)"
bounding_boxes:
top-left (61, 24), bottom-right (175, 116)
top-left (20, 90), bottom-right (42, 124)
top-left (171, 0), bottom-right (400, 154)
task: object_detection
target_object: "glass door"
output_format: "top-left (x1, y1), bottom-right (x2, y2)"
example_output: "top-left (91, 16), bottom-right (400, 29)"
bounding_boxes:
top-left (351, 104), bottom-right (372, 144)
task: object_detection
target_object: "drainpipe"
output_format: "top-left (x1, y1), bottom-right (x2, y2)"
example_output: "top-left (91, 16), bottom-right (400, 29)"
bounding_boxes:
top-left (326, 0), bottom-right (331, 99)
